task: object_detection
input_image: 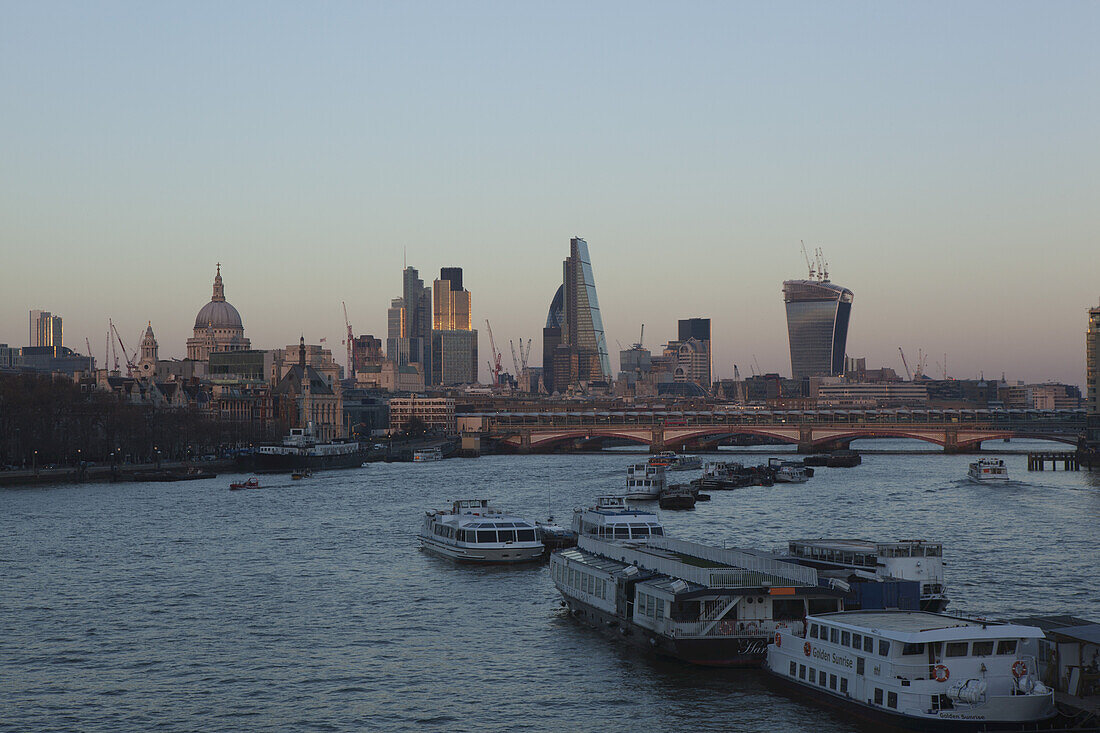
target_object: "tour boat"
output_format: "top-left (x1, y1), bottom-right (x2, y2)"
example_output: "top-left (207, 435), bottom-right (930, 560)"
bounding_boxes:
top-left (413, 447), bottom-right (444, 462)
top-left (572, 495), bottom-right (665, 542)
top-left (625, 463), bottom-right (666, 500)
top-left (765, 610), bottom-right (1055, 730)
top-left (967, 458), bottom-right (1009, 483)
top-left (251, 426), bottom-right (366, 471)
top-left (648, 451), bottom-right (702, 471)
top-left (229, 477), bottom-right (260, 490)
top-left (419, 499), bottom-right (544, 564)
top-left (783, 539), bottom-right (949, 613)
top-left (551, 534), bottom-right (848, 666)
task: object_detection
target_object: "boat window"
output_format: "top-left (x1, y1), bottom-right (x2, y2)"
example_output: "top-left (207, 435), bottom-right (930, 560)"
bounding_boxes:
top-left (841, 631), bottom-right (851, 647)
top-left (809, 624), bottom-right (819, 639)
top-left (972, 641), bottom-right (994, 656)
top-left (516, 529), bottom-right (536, 542)
top-left (830, 627), bottom-right (839, 644)
top-left (651, 527), bottom-right (663, 536)
top-left (887, 692), bottom-right (897, 709)
top-left (632, 527), bottom-right (650, 538)
top-left (829, 674), bottom-right (837, 690)
top-left (878, 640), bottom-right (890, 656)
top-left (819, 671), bottom-right (828, 688)
top-left (863, 636), bottom-right (874, 653)
top-left (851, 633), bottom-right (861, 649)
top-left (808, 668), bottom-right (816, 683)
top-left (799, 664), bottom-right (806, 680)
top-left (808, 599), bottom-right (837, 615)
top-left (789, 661), bottom-right (797, 676)
top-left (873, 688), bottom-right (883, 705)
top-left (614, 528), bottom-right (630, 539)
top-left (773, 599), bottom-right (804, 621)
top-left (476, 531), bottom-right (496, 543)
top-left (498, 530), bottom-right (516, 542)
top-left (840, 677), bottom-right (848, 694)
top-left (856, 657), bottom-right (865, 675)
top-left (996, 640), bottom-right (1017, 655)
top-left (902, 643), bottom-right (925, 656)
top-left (945, 642), bottom-right (968, 658)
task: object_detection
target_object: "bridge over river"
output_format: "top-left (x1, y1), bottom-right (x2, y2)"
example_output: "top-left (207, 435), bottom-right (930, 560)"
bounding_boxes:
top-left (461, 408), bottom-right (1088, 454)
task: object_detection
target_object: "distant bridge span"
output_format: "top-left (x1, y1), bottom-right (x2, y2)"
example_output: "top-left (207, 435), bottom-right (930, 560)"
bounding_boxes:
top-left (461, 408), bottom-right (1086, 453)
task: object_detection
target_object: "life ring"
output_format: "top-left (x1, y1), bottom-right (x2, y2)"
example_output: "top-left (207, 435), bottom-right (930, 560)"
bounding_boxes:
top-left (933, 664), bottom-right (950, 682)
top-left (775, 632), bottom-right (781, 647)
top-left (745, 621), bottom-right (759, 633)
top-left (1012, 660), bottom-right (1027, 678)
top-left (804, 641), bottom-right (812, 657)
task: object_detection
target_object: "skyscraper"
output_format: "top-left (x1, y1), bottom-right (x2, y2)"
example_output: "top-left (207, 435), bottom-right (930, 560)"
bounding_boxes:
top-left (1087, 299), bottom-right (1100, 447)
top-left (783, 270), bottom-right (853, 380)
top-left (541, 237), bottom-right (612, 392)
top-left (387, 266), bottom-right (432, 378)
top-left (431, 268), bottom-right (478, 385)
top-left (29, 310), bottom-right (62, 354)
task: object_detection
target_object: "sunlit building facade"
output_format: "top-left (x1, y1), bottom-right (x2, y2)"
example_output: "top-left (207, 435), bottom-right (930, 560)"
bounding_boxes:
top-left (783, 279), bottom-right (854, 380)
top-left (1087, 300), bottom-right (1100, 446)
top-left (430, 268), bottom-right (477, 385)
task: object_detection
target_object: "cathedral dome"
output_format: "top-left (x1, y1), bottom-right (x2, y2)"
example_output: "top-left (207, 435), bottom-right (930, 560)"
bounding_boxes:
top-left (194, 264), bottom-right (244, 330)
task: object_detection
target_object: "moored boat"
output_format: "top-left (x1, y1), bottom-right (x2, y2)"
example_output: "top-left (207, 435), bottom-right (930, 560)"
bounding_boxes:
top-left (413, 447), bottom-right (444, 462)
top-left (625, 463), bottom-right (665, 500)
top-left (419, 499), bottom-right (544, 564)
top-left (551, 534), bottom-right (847, 667)
top-left (572, 495), bottom-right (664, 542)
top-left (658, 485), bottom-right (696, 509)
top-left (968, 458), bottom-right (1009, 483)
top-left (774, 465), bottom-right (810, 483)
top-left (648, 451), bottom-right (702, 471)
top-left (250, 426), bottom-right (366, 471)
top-left (765, 610), bottom-right (1056, 730)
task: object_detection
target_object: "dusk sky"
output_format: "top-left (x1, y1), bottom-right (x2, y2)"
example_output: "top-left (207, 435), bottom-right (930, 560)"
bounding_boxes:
top-left (3, 2), bottom-right (1097, 385)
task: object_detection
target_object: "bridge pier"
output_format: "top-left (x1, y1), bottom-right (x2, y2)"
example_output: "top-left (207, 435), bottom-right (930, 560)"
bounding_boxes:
top-left (650, 427), bottom-right (665, 453)
top-left (942, 428), bottom-right (962, 454)
top-left (518, 431), bottom-right (532, 454)
top-left (797, 426), bottom-right (814, 454)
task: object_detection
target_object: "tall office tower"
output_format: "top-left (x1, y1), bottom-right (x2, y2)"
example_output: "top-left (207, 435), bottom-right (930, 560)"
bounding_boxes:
top-left (1087, 299), bottom-right (1100, 446)
top-left (29, 310), bottom-right (63, 354)
top-left (783, 258), bottom-right (853, 380)
top-left (430, 268), bottom-right (477, 385)
top-left (673, 317), bottom-right (712, 389)
top-left (386, 266), bottom-right (432, 377)
top-left (542, 237), bottom-right (612, 392)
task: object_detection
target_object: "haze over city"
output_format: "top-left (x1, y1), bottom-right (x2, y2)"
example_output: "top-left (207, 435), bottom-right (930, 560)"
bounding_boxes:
top-left (3, 2), bottom-right (1098, 385)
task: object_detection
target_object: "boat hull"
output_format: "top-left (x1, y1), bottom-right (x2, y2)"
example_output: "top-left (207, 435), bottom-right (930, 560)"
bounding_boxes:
top-left (763, 667), bottom-right (1057, 732)
top-left (419, 534), bottom-right (545, 564)
top-left (246, 448), bottom-right (368, 472)
top-left (561, 595), bottom-right (769, 667)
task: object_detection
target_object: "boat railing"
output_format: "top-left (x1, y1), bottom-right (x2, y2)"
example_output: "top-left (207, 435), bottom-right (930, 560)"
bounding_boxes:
top-left (670, 619), bottom-right (805, 639)
top-left (645, 536), bottom-right (820, 587)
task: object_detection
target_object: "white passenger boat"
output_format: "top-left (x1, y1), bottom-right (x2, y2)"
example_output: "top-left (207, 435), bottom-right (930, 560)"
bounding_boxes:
top-left (774, 465), bottom-right (810, 483)
top-left (413, 447), bottom-right (443, 462)
top-left (967, 458), bottom-right (1008, 483)
top-left (784, 539), bottom-right (949, 612)
top-left (648, 451), bottom-right (702, 471)
top-left (572, 495), bottom-right (664, 541)
top-left (419, 499), bottom-right (544, 564)
top-left (766, 610), bottom-right (1055, 730)
top-left (625, 463), bottom-right (666, 500)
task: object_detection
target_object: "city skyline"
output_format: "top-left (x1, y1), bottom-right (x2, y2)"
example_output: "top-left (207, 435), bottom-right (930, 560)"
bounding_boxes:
top-left (2, 3), bottom-right (1098, 385)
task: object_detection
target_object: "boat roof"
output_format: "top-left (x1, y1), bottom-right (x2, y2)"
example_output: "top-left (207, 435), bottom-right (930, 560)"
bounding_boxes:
top-left (791, 538), bottom-right (941, 551)
top-left (812, 611), bottom-right (1045, 641)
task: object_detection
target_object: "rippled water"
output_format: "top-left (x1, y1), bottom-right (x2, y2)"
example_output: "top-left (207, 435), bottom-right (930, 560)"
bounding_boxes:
top-left (2, 441), bottom-right (1098, 732)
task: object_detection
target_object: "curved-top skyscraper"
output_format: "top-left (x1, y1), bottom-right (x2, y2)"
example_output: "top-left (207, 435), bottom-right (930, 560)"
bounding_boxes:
top-left (783, 271), bottom-right (853, 380)
top-left (541, 237), bottom-right (612, 392)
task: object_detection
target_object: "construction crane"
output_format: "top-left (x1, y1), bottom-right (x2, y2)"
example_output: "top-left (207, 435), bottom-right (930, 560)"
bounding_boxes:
top-left (484, 319), bottom-right (503, 385)
top-left (800, 240), bottom-right (815, 280)
top-left (915, 349), bottom-right (929, 380)
top-left (85, 337), bottom-right (93, 358)
top-left (110, 319), bottom-right (138, 376)
top-left (898, 347), bottom-right (913, 381)
top-left (342, 301), bottom-right (355, 378)
top-left (753, 354), bottom-right (763, 376)
top-left (509, 339), bottom-right (522, 377)
top-left (519, 339), bottom-right (532, 370)
top-left (633, 324), bottom-right (645, 349)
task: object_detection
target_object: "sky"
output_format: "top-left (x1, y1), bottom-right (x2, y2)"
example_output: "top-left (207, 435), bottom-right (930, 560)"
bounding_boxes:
top-left (2, 2), bottom-right (1098, 386)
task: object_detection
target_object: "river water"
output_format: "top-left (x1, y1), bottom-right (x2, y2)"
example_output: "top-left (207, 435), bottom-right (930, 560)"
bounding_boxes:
top-left (2, 440), bottom-right (1098, 732)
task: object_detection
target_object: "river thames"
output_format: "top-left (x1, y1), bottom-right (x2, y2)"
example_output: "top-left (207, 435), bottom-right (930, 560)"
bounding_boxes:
top-left (2, 441), bottom-right (1098, 732)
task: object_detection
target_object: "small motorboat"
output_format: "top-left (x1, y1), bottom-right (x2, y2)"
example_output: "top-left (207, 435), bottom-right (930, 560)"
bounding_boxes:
top-left (291, 469), bottom-right (312, 480)
top-left (230, 477), bottom-right (261, 491)
top-left (659, 485), bottom-right (696, 510)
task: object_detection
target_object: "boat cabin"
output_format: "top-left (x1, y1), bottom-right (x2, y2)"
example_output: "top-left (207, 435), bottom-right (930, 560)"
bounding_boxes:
top-left (572, 495), bottom-right (665, 540)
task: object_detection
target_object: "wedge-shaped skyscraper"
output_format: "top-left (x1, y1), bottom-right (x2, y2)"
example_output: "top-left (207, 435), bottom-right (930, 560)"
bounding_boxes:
top-left (783, 276), bottom-right (853, 380)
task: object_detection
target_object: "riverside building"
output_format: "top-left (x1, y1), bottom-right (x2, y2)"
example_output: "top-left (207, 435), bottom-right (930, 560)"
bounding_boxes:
top-left (1088, 299), bottom-right (1100, 447)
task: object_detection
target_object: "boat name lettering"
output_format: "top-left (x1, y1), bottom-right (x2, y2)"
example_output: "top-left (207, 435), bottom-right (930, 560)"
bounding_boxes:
top-left (811, 647), bottom-right (853, 668)
top-left (937, 712), bottom-right (987, 721)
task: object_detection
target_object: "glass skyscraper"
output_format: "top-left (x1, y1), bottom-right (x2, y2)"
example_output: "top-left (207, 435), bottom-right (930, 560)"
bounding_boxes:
top-left (783, 279), bottom-right (854, 380)
top-left (541, 237), bottom-right (612, 392)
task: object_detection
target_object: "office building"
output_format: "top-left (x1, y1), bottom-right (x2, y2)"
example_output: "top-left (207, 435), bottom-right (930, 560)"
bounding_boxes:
top-left (1087, 300), bottom-right (1100, 446)
top-left (541, 237), bottom-right (612, 392)
top-left (0, 344), bottom-right (16, 369)
top-left (351, 335), bottom-right (385, 372)
top-left (387, 266), bottom-right (432, 378)
top-left (29, 310), bottom-right (63, 354)
top-left (783, 270), bottom-right (853, 380)
top-left (430, 268), bottom-right (478, 385)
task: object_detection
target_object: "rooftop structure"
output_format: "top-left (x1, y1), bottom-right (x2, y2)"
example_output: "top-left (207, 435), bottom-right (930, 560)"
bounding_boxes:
top-left (186, 264), bottom-right (251, 360)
